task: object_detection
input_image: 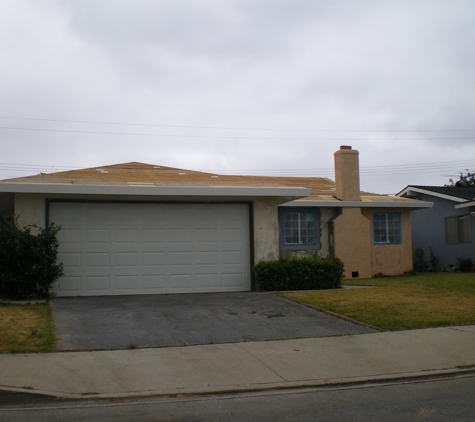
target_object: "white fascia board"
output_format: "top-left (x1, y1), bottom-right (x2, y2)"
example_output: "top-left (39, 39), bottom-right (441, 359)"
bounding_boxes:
top-left (279, 200), bottom-right (433, 208)
top-left (0, 183), bottom-right (311, 199)
top-left (396, 187), bottom-right (466, 203)
top-left (455, 201), bottom-right (475, 209)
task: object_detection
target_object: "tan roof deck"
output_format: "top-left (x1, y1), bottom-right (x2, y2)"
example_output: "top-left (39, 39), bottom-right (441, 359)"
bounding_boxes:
top-left (0, 162), bottom-right (428, 207)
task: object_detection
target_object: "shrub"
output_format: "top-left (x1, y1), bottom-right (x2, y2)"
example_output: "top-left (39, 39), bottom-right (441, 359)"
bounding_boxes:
top-left (254, 256), bottom-right (344, 291)
top-left (413, 248), bottom-right (426, 272)
top-left (455, 257), bottom-right (473, 273)
top-left (0, 216), bottom-right (63, 300)
top-left (428, 247), bottom-right (439, 272)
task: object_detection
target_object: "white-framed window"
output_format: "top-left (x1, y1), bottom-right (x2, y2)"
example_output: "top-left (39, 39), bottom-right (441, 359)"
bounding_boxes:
top-left (445, 215), bottom-right (472, 244)
top-left (283, 212), bottom-right (316, 246)
top-left (373, 212), bottom-right (402, 244)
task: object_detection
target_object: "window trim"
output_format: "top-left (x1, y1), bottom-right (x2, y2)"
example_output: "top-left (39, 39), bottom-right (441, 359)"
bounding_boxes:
top-left (282, 211), bottom-right (317, 247)
top-left (372, 212), bottom-right (402, 245)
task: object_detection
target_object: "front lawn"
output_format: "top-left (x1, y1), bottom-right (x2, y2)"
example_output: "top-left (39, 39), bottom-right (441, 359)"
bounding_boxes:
top-left (0, 303), bottom-right (55, 353)
top-left (282, 273), bottom-right (475, 330)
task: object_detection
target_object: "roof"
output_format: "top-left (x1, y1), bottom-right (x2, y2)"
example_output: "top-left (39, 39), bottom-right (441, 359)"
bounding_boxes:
top-left (397, 185), bottom-right (475, 202)
top-left (0, 162), bottom-right (430, 208)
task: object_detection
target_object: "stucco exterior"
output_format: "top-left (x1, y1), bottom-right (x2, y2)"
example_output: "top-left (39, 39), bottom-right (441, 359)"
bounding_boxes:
top-left (407, 194), bottom-right (475, 269)
top-left (333, 207), bottom-right (373, 279)
top-left (363, 208), bottom-right (413, 276)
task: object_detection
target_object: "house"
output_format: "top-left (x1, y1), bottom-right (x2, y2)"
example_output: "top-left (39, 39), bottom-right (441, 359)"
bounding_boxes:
top-left (0, 146), bottom-right (431, 297)
top-left (397, 185), bottom-right (475, 269)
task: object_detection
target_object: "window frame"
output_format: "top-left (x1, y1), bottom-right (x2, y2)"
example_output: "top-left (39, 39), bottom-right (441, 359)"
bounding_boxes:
top-left (282, 211), bottom-right (317, 247)
top-left (372, 212), bottom-right (402, 245)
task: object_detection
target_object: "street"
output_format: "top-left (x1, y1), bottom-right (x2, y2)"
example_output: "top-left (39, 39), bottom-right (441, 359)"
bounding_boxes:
top-left (1, 373), bottom-right (474, 421)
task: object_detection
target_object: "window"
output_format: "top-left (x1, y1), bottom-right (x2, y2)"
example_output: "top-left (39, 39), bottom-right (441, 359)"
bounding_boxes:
top-left (445, 215), bottom-right (472, 244)
top-left (373, 212), bottom-right (401, 244)
top-left (283, 212), bottom-right (316, 246)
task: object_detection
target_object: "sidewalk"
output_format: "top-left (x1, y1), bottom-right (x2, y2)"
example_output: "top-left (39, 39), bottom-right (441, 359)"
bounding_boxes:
top-left (0, 326), bottom-right (474, 399)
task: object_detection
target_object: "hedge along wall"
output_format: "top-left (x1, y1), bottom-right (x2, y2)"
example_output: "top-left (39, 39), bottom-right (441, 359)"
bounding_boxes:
top-left (0, 216), bottom-right (64, 300)
top-left (254, 257), bottom-right (344, 291)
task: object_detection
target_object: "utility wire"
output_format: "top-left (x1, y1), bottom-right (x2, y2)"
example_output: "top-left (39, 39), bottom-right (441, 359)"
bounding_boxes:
top-left (0, 116), bottom-right (474, 132)
top-left (1, 126), bottom-right (475, 141)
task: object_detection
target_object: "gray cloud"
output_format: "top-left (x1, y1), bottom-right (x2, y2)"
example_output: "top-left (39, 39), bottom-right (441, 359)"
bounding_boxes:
top-left (0, 0), bottom-right (474, 193)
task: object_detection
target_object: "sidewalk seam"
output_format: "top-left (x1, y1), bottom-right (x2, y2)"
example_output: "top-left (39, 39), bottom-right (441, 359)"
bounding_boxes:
top-left (236, 344), bottom-right (289, 383)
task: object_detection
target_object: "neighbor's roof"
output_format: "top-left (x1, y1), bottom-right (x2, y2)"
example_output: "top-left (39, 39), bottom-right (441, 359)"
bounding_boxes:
top-left (0, 162), bottom-right (430, 208)
top-left (397, 185), bottom-right (475, 205)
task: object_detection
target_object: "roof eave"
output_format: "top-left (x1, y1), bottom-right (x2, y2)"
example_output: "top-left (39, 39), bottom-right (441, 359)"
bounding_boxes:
top-left (396, 186), bottom-right (467, 203)
top-left (454, 201), bottom-right (475, 209)
top-left (279, 200), bottom-right (433, 209)
top-left (0, 183), bottom-right (311, 199)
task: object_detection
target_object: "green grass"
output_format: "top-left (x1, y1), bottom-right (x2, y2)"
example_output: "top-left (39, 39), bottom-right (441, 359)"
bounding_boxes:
top-left (0, 303), bottom-right (55, 353)
top-left (282, 273), bottom-right (475, 330)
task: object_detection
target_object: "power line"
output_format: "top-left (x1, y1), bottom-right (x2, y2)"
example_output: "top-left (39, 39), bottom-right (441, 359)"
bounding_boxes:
top-left (1, 126), bottom-right (475, 141)
top-left (0, 160), bottom-right (473, 180)
top-left (0, 116), bottom-right (474, 132)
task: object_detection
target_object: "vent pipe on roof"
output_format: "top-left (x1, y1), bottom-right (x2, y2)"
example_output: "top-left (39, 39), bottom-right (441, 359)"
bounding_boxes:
top-left (334, 146), bottom-right (361, 201)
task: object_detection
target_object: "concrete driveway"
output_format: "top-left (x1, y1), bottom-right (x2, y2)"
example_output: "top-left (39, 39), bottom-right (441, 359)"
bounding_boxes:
top-left (50, 292), bottom-right (376, 351)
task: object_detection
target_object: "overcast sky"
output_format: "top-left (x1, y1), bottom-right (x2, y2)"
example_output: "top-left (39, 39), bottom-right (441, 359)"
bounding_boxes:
top-left (1, 0), bottom-right (474, 194)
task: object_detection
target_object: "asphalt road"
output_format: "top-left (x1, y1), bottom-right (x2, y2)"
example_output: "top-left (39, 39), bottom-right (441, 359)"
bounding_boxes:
top-left (50, 292), bottom-right (374, 350)
top-left (1, 374), bottom-right (474, 421)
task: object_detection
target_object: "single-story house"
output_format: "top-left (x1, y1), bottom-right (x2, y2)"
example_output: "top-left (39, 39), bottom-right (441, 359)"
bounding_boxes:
top-left (397, 185), bottom-right (475, 269)
top-left (0, 146), bottom-right (431, 296)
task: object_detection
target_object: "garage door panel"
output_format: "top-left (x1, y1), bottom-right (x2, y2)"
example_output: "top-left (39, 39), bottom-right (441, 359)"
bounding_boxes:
top-left (114, 229), bottom-right (138, 243)
top-left (59, 252), bottom-right (82, 268)
top-left (86, 205), bottom-right (109, 220)
top-left (86, 229), bottom-right (110, 243)
top-left (115, 275), bottom-right (138, 291)
top-left (50, 202), bottom-right (251, 296)
top-left (57, 276), bottom-right (82, 294)
top-left (142, 275), bottom-right (166, 290)
top-left (86, 276), bottom-right (111, 292)
top-left (169, 274), bottom-right (193, 289)
top-left (222, 251), bottom-right (243, 265)
top-left (222, 273), bottom-right (245, 288)
top-left (58, 229), bottom-right (82, 244)
top-left (142, 229), bottom-right (165, 243)
top-left (196, 251), bottom-right (218, 265)
top-left (86, 252), bottom-right (110, 268)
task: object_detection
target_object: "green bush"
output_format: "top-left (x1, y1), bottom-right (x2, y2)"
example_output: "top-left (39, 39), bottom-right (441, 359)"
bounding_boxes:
top-left (0, 216), bottom-right (64, 300)
top-left (254, 256), bottom-right (344, 291)
top-left (455, 256), bottom-right (473, 273)
top-left (413, 248), bottom-right (426, 272)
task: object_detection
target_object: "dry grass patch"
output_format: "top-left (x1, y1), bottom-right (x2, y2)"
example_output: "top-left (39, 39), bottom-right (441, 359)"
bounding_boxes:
top-left (282, 273), bottom-right (475, 330)
top-left (0, 303), bottom-right (55, 353)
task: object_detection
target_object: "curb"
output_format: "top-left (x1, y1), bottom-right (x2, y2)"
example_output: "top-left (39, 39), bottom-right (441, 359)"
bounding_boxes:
top-left (1, 367), bottom-right (474, 403)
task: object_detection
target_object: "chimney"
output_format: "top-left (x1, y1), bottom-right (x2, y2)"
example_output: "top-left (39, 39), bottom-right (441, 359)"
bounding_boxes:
top-left (334, 146), bottom-right (361, 201)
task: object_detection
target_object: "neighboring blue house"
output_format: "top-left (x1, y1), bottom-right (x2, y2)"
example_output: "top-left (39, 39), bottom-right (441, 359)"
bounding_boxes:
top-left (397, 186), bottom-right (475, 269)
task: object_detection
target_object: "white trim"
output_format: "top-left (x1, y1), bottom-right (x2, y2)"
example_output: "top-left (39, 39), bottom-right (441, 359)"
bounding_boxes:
top-left (279, 200), bottom-right (433, 208)
top-left (0, 183), bottom-right (311, 198)
top-left (455, 201), bottom-right (475, 209)
top-left (397, 186), bottom-right (467, 203)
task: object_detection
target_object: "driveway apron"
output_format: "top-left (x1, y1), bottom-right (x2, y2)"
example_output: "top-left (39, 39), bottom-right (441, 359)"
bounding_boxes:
top-left (50, 292), bottom-right (376, 351)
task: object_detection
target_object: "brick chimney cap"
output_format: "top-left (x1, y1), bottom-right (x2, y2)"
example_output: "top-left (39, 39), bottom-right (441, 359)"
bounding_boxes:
top-left (340, 145), bottom-right (352, 150)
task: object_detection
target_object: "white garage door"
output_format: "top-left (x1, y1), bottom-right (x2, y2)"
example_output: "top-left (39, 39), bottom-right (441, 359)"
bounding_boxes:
top-left (50, 202), bottom-right (251, 296)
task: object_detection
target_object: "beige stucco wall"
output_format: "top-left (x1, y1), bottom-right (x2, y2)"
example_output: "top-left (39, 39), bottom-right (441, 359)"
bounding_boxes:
top-left (362, 208), bottom-right (413, 276)
top-left (13, 192), bottom-right (280, 266)
top-left (333, 208), bottom-right (373, 279)
top-left (332, 207), bottom-right (414, 279)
